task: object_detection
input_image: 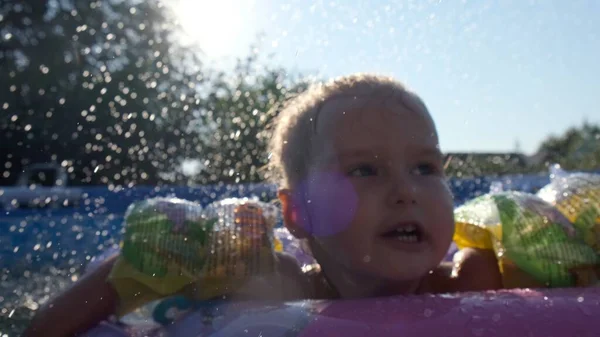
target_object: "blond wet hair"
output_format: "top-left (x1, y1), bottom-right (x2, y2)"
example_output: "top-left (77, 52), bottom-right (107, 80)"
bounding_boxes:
top-left (267, 73), bottom-right (429, 189)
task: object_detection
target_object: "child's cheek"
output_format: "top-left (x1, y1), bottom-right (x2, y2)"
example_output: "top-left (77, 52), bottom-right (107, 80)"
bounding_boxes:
top-left (292, 171), bottom-right (359, 237)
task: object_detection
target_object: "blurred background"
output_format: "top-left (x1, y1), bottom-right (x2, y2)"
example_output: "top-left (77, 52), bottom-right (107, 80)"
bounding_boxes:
top-left (0, 0), bottom-right (598, 335)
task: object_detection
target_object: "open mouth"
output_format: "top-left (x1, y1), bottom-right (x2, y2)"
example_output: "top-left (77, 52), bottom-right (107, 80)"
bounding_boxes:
top-left (380, 223), bottom-right (423, 243)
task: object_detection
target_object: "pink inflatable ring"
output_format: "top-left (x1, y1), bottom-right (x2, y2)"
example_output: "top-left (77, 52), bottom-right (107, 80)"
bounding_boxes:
top-left (84, 286), bottom-right (600, 337)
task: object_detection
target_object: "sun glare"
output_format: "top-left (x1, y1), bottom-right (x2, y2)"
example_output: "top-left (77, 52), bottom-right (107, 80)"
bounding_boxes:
top-left (170, 0), bottom-right (251, 58)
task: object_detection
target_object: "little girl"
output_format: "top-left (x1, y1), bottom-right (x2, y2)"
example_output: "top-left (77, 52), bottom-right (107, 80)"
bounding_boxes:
top-left (24, 74), bottom-right (502, 337)
top-left (267, 73), bottom-right (501, 299)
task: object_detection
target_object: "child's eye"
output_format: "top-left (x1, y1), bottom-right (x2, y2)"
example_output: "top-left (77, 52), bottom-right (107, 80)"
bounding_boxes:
top-left (347, 164), bottom-right (378, 177)
top-left (413, 163), bottom-right (440, 176)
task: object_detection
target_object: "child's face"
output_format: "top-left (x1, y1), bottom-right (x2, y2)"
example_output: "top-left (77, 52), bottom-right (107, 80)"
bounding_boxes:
top-left (284, 93), bottom-right (454, 289)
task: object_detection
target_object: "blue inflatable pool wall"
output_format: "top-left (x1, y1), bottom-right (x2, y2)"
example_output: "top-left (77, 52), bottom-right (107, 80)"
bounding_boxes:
top-left (0, 174), bottom-right (552, 272)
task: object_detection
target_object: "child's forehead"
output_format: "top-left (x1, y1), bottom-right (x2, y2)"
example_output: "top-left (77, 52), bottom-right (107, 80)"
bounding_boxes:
top-left (308, 95), bottom-right (439, 163)
top-left (313, 94), bottom-right (436, 139)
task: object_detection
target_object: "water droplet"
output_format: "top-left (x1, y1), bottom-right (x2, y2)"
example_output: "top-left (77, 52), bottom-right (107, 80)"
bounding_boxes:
top-left (423, 308), bottom-right (433, 317)
top-left (363, 255), bottom-right (371, 263)
top-left (577, 296), bottom-right (584, 303)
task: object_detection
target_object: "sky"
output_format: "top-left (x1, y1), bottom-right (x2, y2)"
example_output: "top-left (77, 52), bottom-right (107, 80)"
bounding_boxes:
top-left (172, 0), bottom-right (600, 155)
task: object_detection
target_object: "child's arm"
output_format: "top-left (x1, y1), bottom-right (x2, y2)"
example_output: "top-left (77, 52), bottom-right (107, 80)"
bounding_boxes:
top-left (24, 250), bottom-right (308, 336)
top-left (450, 247), bottom-right (504, 291)
top-left (23, 254), bottom-right (119, 337)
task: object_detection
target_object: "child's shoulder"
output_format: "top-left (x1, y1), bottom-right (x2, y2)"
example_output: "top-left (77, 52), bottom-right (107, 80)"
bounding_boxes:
top-left (423, 248), bottom-right (503, 294)
top-left (274, 252), bottom-right (338, 300)
top-left (276, 248), bottom-right (505, 299)
top-left (270, 251), bottom-right (314, 300)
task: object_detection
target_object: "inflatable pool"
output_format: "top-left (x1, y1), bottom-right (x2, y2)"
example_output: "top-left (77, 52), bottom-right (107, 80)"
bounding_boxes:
top-left (83, 287), bottom-right (600, 337)
top-left (5, 167), bottom-right (599, 336)
top-left (82, 166), bottom-right (599, 337)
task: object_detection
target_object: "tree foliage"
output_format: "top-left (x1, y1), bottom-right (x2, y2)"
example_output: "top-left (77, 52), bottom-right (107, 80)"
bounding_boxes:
top-left (189, 56), bottom-right (309, 185)
top-left (0, 0), bottom-right (311, 187)
top-left (0, 0), bottom-right (204, 186)
top-left (443, 123), bottom-right (600, 177)
top-left (536, 122), bottom-right (600, 171)
top-left (0, 1), bottom-right (597, 188)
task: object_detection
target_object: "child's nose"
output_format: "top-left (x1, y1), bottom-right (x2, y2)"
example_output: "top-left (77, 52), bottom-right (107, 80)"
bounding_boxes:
top-left (387, 172), bottom-right (418, 206)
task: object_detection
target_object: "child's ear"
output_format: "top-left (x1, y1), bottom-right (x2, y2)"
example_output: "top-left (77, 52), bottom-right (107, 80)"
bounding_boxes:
top-left (278, 189), bottom-right (309, 239)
